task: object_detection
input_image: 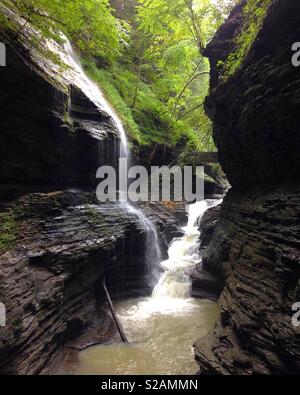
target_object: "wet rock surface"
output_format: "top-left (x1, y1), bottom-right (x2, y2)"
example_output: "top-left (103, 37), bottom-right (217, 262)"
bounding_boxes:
top-left (196, 0), bottom-right (300, 375)
top-left (0, 6), bottom-right (185, 374)
top-left (199, 205), bottom-right (222, 254)
top-left (142, 202), bottom-right (184, 246)
top-left (191, 204), bottom-right (223, 301)
top-left (0, 191), bottom-right (180, 375)
top-left (205, 0), bottom-right (300, 188)
top-left (195, 184), bottom-right (300, 374)
top-left (157, 201), bottom-right (188, 228)
top-left (0, 6), bottom-right (182, 375)
top-left (0, 5), bottom-right (119, 200)
top-left (0, 191), bottom-right (145, 374)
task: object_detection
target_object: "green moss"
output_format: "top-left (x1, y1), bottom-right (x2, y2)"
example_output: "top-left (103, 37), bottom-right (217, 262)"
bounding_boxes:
top-left (0, 210), bottom-right (19, 253)
top-left (85, 205), bottom-right (117, 238)
top-left (220, 0), bottom-right (272, 79)
top-left (0, 1), bottom-right (19, 32)
top-left (81, 58), bottom-right (209, 151)
top-left (81, 60), bottom-right (142, 144)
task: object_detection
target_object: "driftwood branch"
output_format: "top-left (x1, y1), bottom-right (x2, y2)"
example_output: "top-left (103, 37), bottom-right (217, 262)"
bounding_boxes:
top-left (102, 278), bottom-right (128, 343)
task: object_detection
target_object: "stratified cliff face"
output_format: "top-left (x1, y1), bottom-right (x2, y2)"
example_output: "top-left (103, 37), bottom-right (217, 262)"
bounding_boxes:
top-left (195, 0), bottom-right (300, 374)
top-left (0, 5), bottom-right (119, 201)
top-left (191, 204), bottom-right (224, 301)
top-left (0, 7), bottom-right (180, 374)
top-left (0, 191), bottom-right (178, 375)
top-left (0, 192), bottom-right (147, 374)
top-left (0, 7), bottom-right (125, 374)
top-left (205, 0), bottom-right (300, 188)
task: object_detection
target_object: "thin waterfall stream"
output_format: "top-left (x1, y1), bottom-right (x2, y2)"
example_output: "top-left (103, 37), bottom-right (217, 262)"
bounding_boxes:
top-left (63, 39), bottom-right (161, 270)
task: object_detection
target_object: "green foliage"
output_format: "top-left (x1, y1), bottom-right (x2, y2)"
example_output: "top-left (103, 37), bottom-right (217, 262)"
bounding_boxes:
top-left (83, 59), bottom-right (142, 144)
top-left (83, 58), bottom-right (210, 149)
top-left (1, 0), bottom-right (236, 154)
top-left (220, 0), bottom-right (272, 78)
top-left (1, 0), bottom-right (125, 63)
top-left (125, 0), bottom-right (230, 152)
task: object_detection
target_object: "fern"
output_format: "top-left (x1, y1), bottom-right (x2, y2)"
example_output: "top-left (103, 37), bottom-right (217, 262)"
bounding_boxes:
top-left (220, 0), bottom-right (272, 79)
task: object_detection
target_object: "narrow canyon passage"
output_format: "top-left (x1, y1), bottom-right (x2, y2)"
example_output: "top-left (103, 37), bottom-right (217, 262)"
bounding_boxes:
top-left (63, 200), bottom-right (220, 375)
top-left (56, 40), bottom-right (221, 375)
top-left (2, 0), bottom-right (299, 377)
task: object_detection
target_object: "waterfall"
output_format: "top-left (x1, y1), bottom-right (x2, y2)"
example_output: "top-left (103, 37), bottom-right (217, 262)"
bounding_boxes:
top-left (125, 204), bottom-right (161, 270)
top-left (185, 201), bottom-right (210, 235)
top-left (61, 39), bottom-right (129, 158)
top-left (152, 199), bottom-right (222, 299)
top-left (62, 38), bottom-right (161, 270)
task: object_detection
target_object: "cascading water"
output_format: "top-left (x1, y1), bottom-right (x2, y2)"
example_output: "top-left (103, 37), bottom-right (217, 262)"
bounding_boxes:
top-left (59, 34), bottom-right (220, 376)
top-left (125, 204), bottom-right (161, 270)
top-left (62, 38), bottom-right (161, 270)
top-left (61, 39), bottom-right (129, 158)
top-left (64, 199), bottom-right (221, 375)
top-left (152, 199), bottom-right (222, 299)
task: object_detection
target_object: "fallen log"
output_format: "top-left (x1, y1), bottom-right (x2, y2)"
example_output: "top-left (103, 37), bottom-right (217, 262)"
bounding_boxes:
top-left (102, 278), bottom-right (128, 343)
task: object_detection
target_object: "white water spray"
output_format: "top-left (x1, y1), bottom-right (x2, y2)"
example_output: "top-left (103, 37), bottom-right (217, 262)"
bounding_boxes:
top-left (64, 199), bottom-right (222, 375)
top-left (62, 38), bottom-right (161, 269)
top-left (62, 39), bottom-right (128, 158)
top-left (152, 199), bottom-right (222, 300)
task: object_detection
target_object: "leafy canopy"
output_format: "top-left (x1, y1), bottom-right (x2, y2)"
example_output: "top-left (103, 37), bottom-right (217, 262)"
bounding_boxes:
top-left (1, 0), bottom-right (237, 154)
top-left (1, 0), bottom-right (126, 62)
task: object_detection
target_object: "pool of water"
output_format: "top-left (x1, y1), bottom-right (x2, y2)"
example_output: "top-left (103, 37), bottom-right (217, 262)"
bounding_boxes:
top-left (72, 296), bottom-right (218, 375)
top-left (64, 200), bottom-right (221, 375)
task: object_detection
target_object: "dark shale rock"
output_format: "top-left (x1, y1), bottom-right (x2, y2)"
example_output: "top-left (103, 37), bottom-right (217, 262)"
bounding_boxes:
top-left (0, 7), bottom-right (183, 374)
top-left (191, 269), bottom-right (223, 302)
top-left (195, 184), bottom-right (300, 375)
top-left (204, 0), bottom-right (300, 188)
top-left (102, 202), bottom-right (182, 299)
top-left (0, 190), bottom-right (178, 374)
top-left (199, 204), bottom-right (222, 253)
top-left (142, 202), bottom-right (184, 247)
top-left (191, 204), bottom-right (223, 301)
top-left (200, 203), bottom-right (227, 283)
top-left (0, 5), bottom-right (119, 200)
top-left (195, 0), bottom-right (300, 375)
top-left (203, 0), bottom-right (246, 90)
top-left (157, 201), bottom-right (188, 227)
top-left (0, 191), bottom-right (150, 374)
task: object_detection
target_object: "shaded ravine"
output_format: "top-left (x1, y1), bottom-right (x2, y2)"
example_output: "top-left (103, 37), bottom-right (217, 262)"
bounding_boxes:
top-left (63, 200), bottom-right (220, 375)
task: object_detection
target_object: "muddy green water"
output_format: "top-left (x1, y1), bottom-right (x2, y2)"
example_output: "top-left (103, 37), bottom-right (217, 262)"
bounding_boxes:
top-left (72, 297), bottom-right (218, 375)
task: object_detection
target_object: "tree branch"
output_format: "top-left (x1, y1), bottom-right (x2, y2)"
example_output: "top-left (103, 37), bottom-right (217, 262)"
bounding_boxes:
top-left (172, 71), bottom-right (209, 115)
top-left (177, 101), bottom-right (205, 120)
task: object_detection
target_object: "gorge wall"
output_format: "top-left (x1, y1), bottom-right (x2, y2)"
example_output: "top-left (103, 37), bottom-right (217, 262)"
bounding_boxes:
top-left (0, 6), bottom-right (118, 201)
top-left (0, 6), bottom-right (180, 374)
top-left (195, 0), bottom-right (300, 374)
top-left (0, 192), bottom-right (145, 374)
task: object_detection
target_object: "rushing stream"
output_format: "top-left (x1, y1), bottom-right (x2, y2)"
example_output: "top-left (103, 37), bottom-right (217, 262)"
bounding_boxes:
top-left (69, 200), bottom-right (220, 375)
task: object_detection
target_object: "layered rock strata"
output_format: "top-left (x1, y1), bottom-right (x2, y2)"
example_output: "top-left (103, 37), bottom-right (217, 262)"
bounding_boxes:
top-left (195, 0), bottom-right (300, 374)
